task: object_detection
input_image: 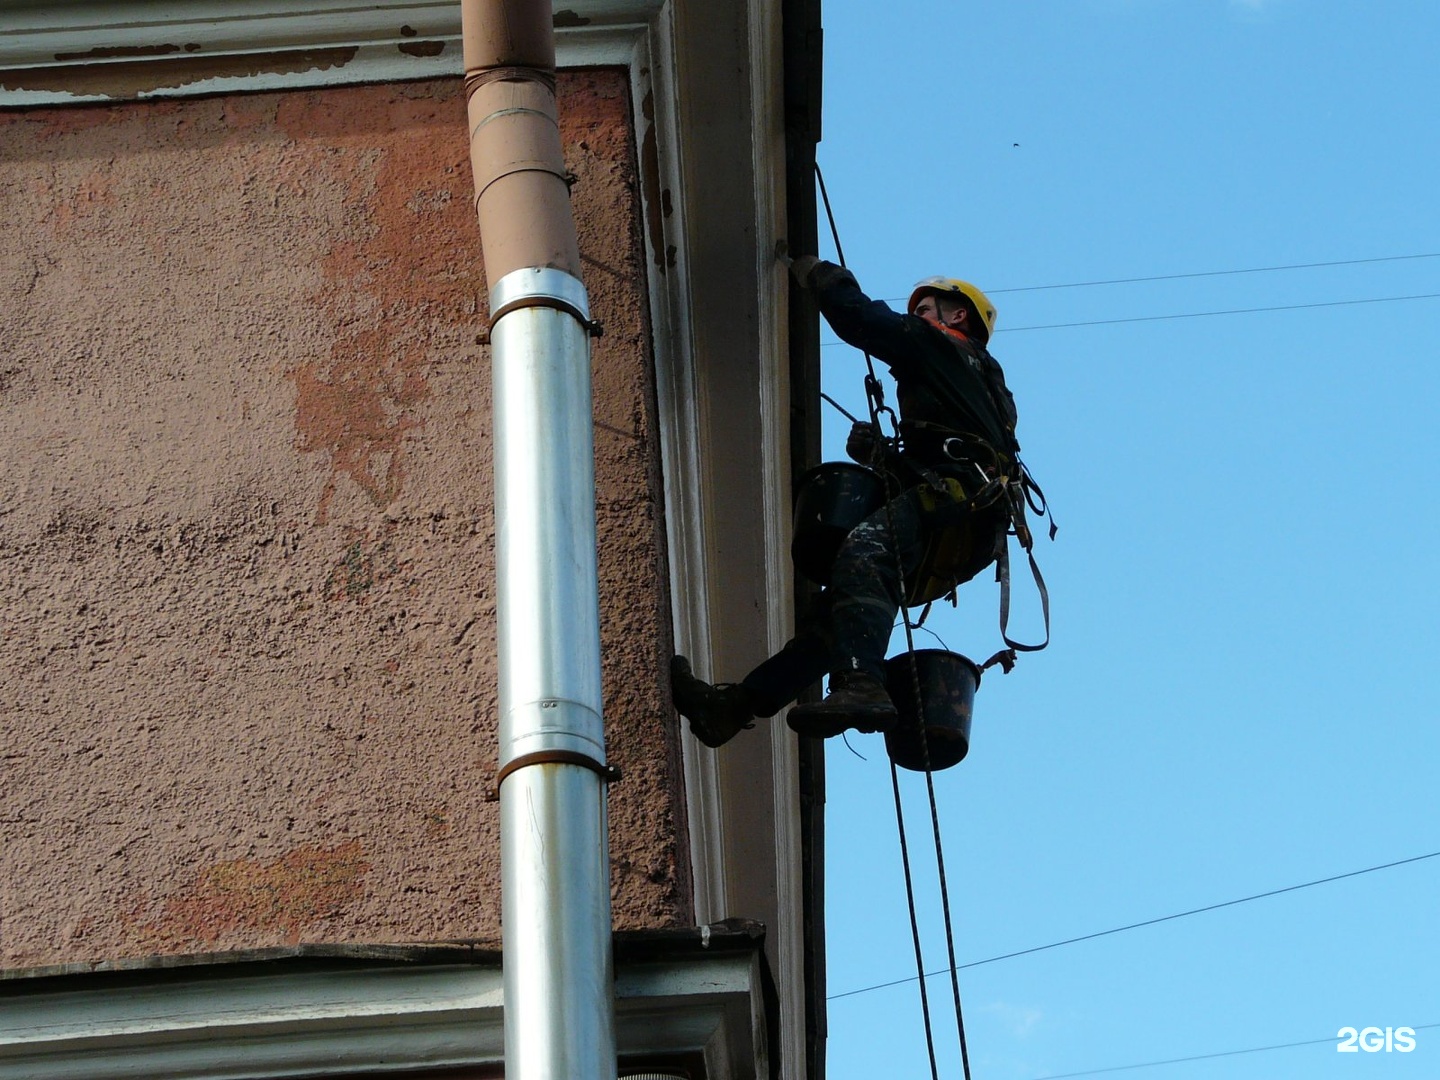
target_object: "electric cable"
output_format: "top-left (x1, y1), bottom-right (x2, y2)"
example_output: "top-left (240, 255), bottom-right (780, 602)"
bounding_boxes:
top-left (819, 290), bottom-right (1440, 346)
top-left (912, 623), bottom-right (953, 652)
top-left (828, 847), bottom-right (1440, 1001)
top-left (1028, 1021), bottom-right (1440, 1080)
top-left (810, 190), bottom-right (1435, 1078)
top-left (1004, 290), bottom-right (1440, 332)
top-left (893, 250), bottom-right (1440, 300)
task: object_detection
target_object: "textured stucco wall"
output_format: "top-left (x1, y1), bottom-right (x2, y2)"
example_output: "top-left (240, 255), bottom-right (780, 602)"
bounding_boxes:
top-left (0, 71), bottom-right (687, 968)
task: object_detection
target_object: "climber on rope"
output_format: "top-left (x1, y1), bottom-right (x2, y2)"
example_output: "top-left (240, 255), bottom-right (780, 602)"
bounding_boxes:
top-left (672, 255), bottom-right (1038, 748)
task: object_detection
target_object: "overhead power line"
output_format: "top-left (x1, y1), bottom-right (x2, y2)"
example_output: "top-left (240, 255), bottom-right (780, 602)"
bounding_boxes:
top-left (873, 250), bottom-right (1440, 302)
top-left (1003, 291), bottom-right (1440, 332)
top-left (817, 290), bottom-right (1440, 346)
top-left (987, 251), bottom-right (1440, 295)
top-left (1029, 1021), bottom-right (1440, 1080)
top-left (828, 848), bottom-right (1440, 1002)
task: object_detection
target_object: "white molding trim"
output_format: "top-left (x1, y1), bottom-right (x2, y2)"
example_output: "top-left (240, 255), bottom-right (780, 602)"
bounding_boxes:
top-left (627, 5), bottom-right (804, 1074)
top-left (746, 0), bottom-right (806, 1069)
top-left (0, 952), bottom-right (766, 1080)
top-left (631, 17), bottom-right (728, 931)
top-left (0, 1), bottom-right (658, 104)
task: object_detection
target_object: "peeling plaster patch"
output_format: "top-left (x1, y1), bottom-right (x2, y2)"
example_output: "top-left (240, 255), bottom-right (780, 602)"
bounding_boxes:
top-left (1, 48), bottom-right (359, 99)
top-left (638, 91), bottom-right (665, 274)
top-left (54, 44), bottom-right (185, 62)
top-left (122, 842), bottom-right (371, 950)
top-left (397, 41), bottom-right (446, 58)
top-left (275, 87), bottom-right (498, 524)
top-left (290, 347), bottom-right (425, 522)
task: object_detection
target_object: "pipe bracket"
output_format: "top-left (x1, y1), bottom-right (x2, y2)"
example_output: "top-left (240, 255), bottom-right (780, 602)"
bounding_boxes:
top-left (495, 749), bottom-right (622, 795)
top-left (488, 265), bottom-right (593, 330)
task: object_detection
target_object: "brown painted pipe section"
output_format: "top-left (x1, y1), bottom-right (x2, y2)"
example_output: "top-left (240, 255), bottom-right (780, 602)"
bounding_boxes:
top-left (462, 0), bottom-right (582, 283)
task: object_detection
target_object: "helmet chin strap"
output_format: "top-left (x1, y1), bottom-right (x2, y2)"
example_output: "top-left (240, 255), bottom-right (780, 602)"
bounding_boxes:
top-left (916, 293), bottom-right (960, 326)
top-left (922, 294), bottom-right (969, 337)
top-left (943, 292), bottom-right (973, 332)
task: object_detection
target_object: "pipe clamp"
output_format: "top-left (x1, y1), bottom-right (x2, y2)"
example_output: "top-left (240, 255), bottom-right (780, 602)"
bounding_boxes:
top-left (489, 266), bottom-right (591, 328)
top-left (495, 749), bottom-right (621, 795)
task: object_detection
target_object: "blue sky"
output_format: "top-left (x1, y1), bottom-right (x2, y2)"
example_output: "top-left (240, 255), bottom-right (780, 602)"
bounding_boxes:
top-left (814, 3), bottom-right (1439, 1078)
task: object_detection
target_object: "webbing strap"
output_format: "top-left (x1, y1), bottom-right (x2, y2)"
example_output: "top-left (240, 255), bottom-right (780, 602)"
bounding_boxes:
top-left (1021, 461), bottom-right (1059, 541)
top-left (997, 541), bottom-right (1051, 653)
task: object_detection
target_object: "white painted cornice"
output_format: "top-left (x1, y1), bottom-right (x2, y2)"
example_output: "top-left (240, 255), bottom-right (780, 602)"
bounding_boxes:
top-left (0, 949), bottom-right (766, 1080)
top-left (0, 0), bottom-right (663, 103)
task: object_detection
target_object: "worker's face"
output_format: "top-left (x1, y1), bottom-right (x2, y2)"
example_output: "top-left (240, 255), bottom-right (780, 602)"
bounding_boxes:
top-left (913, 293), bottom-right (970, 331)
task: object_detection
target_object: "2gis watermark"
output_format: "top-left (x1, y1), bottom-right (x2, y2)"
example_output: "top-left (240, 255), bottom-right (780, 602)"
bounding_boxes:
top-left (1336, 1026), bottom-right (1417, 1053)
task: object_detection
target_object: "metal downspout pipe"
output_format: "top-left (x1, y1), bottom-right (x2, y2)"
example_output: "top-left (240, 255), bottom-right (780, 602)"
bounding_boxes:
top-left (461, 2), bottom-right (617, 1076)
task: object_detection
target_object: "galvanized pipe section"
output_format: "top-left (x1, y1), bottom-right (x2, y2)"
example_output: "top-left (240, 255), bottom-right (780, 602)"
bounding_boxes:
top-left (461, 2), bottom-right (616, 1077)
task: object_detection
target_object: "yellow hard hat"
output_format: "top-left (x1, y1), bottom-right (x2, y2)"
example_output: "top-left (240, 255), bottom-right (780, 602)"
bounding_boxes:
top-left (908, 277), bottom-right (998, 342)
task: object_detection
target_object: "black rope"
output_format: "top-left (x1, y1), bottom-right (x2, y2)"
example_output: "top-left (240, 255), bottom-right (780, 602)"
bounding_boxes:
top-left (820, 390), bottom-right (863, 425)
top-left (816, 161), bottom-right (975, 1080)
top-left (814, 163), bottom-right (847, 268)
top-left (923, 752), bottom-right (975, 1079)
top-left (890, 757), bottom-right (942, 1080)
top-left (893, 525), bottom-right (974, 1080)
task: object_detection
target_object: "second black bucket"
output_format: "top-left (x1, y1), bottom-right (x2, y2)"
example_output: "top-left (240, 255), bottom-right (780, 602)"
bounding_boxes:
top-left (791, 461), bottom-right (885, 586)
top-left (883, 649), bottom-right (981, 772)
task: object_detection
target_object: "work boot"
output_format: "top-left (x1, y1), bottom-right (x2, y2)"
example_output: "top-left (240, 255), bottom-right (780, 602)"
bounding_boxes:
top-left (670, 655), bottom-right (756, 748)
top-left (786, 671), bottom-right (898, 739)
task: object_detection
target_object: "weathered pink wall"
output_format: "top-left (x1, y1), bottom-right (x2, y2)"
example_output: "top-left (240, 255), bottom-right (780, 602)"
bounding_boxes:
top-left (0, 71), bottom-right (687, 968)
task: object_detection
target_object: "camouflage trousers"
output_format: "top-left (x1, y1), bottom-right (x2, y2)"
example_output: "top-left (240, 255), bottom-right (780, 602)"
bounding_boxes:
top-left (741, 487), bottom-right (929, 715)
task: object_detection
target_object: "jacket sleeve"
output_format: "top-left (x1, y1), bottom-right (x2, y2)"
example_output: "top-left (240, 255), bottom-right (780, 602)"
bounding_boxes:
top-left (809, 262), bottom-right (925, 377)
top-left (980, 352), bottom-right (1020, 449)
top-left (810, 261), bottom-right (1022, 456)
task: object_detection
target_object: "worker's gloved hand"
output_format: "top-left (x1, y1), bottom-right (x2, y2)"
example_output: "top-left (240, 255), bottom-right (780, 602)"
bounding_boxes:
top-left (845, 420), bottom-right (882, 465)
top-left (789, 254), bottom-right (821, 288)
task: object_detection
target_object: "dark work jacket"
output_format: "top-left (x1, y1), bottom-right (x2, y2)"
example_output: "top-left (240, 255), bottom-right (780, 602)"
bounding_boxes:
top-left (812, 261), bottom-right (1020, 466)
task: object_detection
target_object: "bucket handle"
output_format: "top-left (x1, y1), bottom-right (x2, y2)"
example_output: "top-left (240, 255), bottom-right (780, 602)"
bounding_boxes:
top-left (980, 648), bottom-right (1017, 675)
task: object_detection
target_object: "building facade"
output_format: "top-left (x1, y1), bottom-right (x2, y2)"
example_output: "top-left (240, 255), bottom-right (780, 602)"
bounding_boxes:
top-left (0, 1), bottom-right (824, 1077)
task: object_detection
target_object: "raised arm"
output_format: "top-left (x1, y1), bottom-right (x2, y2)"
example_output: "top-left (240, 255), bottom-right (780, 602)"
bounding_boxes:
top-left (793, 258), bottom-right (927, 379)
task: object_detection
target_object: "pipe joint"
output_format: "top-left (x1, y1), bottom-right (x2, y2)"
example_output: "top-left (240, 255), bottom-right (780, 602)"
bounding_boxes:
top-left (489, 265), bottom-right (593, 330)
top-left (500, 697), bottom-right (606, 769)
top-left (465, 65), bottom-right (557, 96)
top-left (473, 163), bottom-right (576, 211)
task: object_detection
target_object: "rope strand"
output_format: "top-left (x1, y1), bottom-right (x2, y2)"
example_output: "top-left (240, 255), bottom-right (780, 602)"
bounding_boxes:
top-left (892, 758), bottom-right (943, 1080)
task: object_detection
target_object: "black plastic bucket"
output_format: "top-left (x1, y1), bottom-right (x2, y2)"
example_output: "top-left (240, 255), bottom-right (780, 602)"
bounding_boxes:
top-left (791, 462), bottom-right (885, 586)
top-left (883, 649), bottom-right (981, 772)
